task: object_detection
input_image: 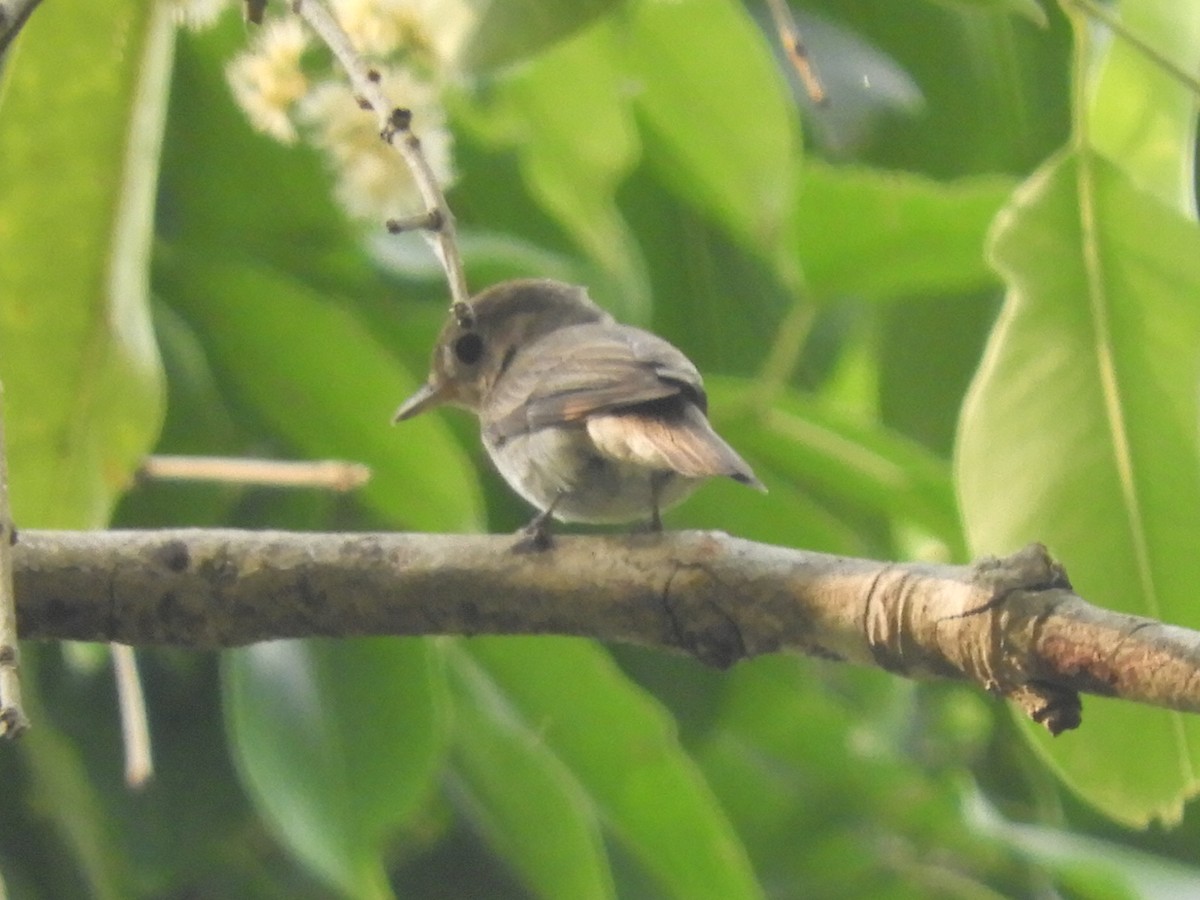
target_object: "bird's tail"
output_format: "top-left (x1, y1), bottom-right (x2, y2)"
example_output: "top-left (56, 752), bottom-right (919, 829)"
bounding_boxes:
top-left (587, 401), bottom-right (766, 491)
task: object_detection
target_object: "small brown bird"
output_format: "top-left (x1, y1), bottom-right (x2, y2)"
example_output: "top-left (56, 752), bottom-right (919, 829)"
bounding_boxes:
top-left (394, 279), bottom-right (763, 546)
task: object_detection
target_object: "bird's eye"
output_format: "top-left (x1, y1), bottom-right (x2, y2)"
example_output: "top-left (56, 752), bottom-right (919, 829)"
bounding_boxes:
top-left (453, 332), bottom-right (484, 365)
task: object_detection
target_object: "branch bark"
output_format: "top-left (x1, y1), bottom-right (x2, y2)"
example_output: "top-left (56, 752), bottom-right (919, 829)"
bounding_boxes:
top-left (13, 529), bottom-right (1200, 735)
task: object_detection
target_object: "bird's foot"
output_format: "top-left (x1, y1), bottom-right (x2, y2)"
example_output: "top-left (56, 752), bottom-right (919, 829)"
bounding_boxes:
top-left (511, 507), bottom-right (556, 553)
top-left (631, 505), bottom-right (664, 534)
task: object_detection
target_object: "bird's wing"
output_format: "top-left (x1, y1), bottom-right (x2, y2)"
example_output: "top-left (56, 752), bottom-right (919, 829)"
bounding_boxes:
top-left (483, 323), bottom-right (706, 441)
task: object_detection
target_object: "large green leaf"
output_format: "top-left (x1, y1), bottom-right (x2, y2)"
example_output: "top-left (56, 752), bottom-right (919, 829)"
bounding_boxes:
top-left (697, 656), bottom-right (995, 897)
top-left (958, 0), bottom-right (1200, 825)
top-left (157, 252), bottom-right (484, 532)
top-left (464, 20), bottom-right (650, 321)
top-left (223, 638), bottom-right (446, 898)
top-left (1082, 0), bottom-right (1200, 214)
top-left (924, 0), bottom-right (1047, 26)
top-left (794, 163), bottom-right (1013, 303)
top-left (0, 0), bottom-right (170, 526)
top-left (458, 0), bottom-right (619, 72)
top-left (469, 638), bottom-right (764, 900)
top-left (621, 0), bottom-right (797, 253)
top-left (957, 150), bottom-right (1200, 824)
top-left (971, 796), bottom-right (1200, 899)
top-left (447, 645), bottom-right (615, 900)
top-left (164, 22), bottom-right (370, 296)
top-left (18, 676), bottom-right (135, 900)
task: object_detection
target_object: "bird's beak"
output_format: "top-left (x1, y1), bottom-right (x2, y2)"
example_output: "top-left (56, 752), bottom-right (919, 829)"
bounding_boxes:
top-left (393, 382), bottom-right (448, 422)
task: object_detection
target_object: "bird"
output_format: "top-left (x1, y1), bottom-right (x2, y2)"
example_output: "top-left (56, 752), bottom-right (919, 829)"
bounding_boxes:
top-left (394, 278), bottom-right (763, 548)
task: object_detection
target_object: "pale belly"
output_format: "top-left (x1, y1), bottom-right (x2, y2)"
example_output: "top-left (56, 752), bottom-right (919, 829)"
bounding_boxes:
top-left (483, 424), bottom-right (699, 524)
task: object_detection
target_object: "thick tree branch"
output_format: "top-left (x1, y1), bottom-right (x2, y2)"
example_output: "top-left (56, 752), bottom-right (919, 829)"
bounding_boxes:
top-left (13, 530), bottom-right (1200, 735)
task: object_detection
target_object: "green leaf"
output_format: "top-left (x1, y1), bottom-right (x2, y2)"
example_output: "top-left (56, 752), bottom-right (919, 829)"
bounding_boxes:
top-left (459, 0), bottom-right (620, 72)
top-left (697, 657), bottom-right (929, 896)
top-left (971, 797), bottom-right (1200, 900)
top-left (447, 645), bottom-right (616, 900)
top-left (705, 379), bottom-right (962, 556)
top-left (622, 0), bottom-right (798, 253)
top-left (223, 638), bottom-right (446, 898)
top-left (164, 24), bottom-right (368, 294)
top-left (474, 20), bottom-right (650, 321)
top-left (620, 163), bottom-right (793, 366)
top-left (674, 463), bottom-right (872, 557)
top-left (794, 163), bottom-right (1014, 302)
top-left (0, 0), bottom-right (170, 526)
top-left (1081, 0), bottom-right (1200, 213)
top-left (468, 638), bottom-right (764, 900)
top-left (157, 251), bottom-right (484, 532)
top-left (925, 0), bottom-right (1048, 27)
top-left (113, 305), bottom-right (245, 528)
top-left (19, 678), bottom-right (135, 900)
top-left (956, 150), bottom-right (1200, 824)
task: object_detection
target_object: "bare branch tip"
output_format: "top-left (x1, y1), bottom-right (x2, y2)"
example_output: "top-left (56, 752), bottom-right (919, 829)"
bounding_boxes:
top-left (0, 706), bottom-right (29, 740)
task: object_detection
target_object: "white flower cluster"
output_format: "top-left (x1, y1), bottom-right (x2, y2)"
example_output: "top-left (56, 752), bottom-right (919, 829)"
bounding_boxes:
top-left (218, 0), bottom-right (472, 222)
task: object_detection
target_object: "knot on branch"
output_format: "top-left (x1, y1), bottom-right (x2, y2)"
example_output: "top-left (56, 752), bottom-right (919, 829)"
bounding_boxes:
top-left (381, 107), bottom-right (412, 143)
top-left (970, 542), bottom-right (1072, 603)
top-left (863, 543), bottom-right (1087, 733)
top-left (1004, 681), bottom-right (1082, 736)
top-left (967, 543), bottom-right (1083, 733)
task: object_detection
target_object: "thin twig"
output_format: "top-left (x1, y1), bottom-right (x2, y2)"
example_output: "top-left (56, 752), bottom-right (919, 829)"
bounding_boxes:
top-left (112, 644), bottom-right (153, 788)
top-left (0, 0), bottom-right (43, 56)
top-left (138, 455), bottom-right (371, 492)
top-left (0, 383), bottom-right (29, 738)
top-left (290, 0), bottom-right (472, 314)
top-left (764, 0), bottom-right (828, 106)
top-left (386, 209), bottom-right (443, 235)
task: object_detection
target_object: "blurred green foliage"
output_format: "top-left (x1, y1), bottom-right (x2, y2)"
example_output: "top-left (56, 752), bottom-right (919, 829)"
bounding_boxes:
top-left (2, 0), bottom-right (1200, 897)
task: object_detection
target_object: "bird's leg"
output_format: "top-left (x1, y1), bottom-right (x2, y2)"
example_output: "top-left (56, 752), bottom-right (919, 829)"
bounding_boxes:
top-left (643, 472), bottom-right (669, 532)
top-left (512, 494), bottom-right (562, 553)
top-left (648, 502), bottom-right (663, 533)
